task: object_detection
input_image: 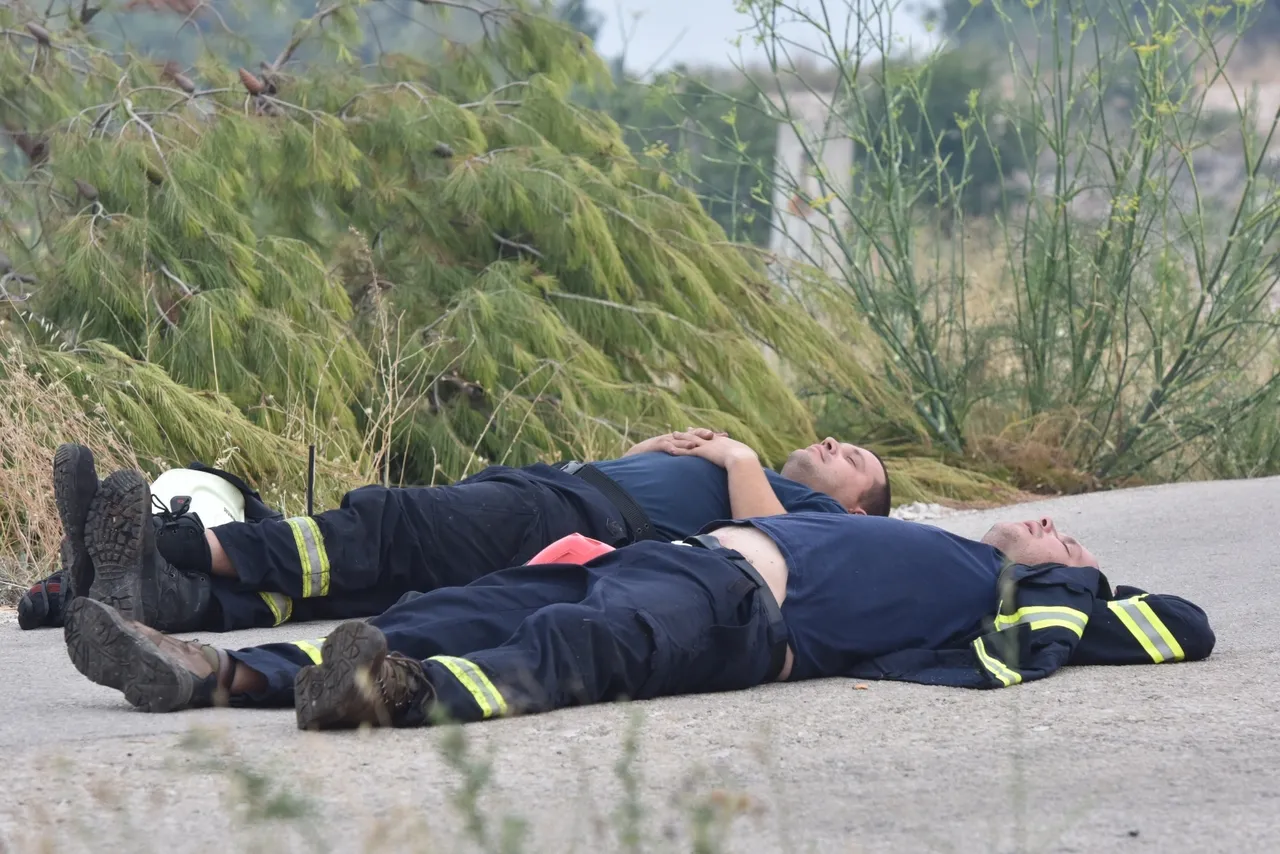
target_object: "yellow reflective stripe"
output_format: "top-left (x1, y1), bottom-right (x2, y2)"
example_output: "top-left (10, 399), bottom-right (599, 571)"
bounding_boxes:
top-left (1134, 599), bottom-right (1185, 661)
top-left (1109, 596), bottom-right (1185, 663)
top-left (292, 639), bottom-right (325, 665)
top-left (994, 606), bottom-right (1089, 638)
top-left (259, 592), bottom-right (293, 627)
top-left (287, 519), bottom-right (313, 598)
top-left (429, 655), bottom-right (509, 718)
top-left (973, 636), bottom-right (1023, 687)
top-left (304, 517), bottom-right (331, 597)
top-left (286, 517), bottom-right (330, 598)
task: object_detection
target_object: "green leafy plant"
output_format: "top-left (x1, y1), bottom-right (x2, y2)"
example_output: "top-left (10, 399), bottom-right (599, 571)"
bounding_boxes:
top-left (0, 0), bottom-right (911, 501)
top-left (695, 0), bottom-right (1280, 480)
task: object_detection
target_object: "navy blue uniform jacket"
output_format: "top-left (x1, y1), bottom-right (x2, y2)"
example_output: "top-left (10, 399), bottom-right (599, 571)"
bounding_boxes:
top-left (719, 513), bottom-right (1215, 689)
top-left (846, 561), bottom-right (1217, 689)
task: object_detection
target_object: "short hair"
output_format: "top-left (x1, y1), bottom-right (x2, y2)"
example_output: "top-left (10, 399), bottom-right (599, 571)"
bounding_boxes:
top-left (863, 449), bottom-right (892, 517)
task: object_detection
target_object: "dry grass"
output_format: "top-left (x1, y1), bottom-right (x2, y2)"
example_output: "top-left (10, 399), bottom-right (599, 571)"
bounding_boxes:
top-left (966, 413), bottom-right (1113, 495)
top-left (881, 455), bottom-right (1024, 508)
top-left (0, 341), bottom-right (140, 603)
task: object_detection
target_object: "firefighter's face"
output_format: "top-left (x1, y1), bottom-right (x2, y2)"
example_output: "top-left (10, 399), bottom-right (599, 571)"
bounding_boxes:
top-left (780, 437), bottom-right (887, 515)
top-left (981, 517), bottom-right (1099, 568)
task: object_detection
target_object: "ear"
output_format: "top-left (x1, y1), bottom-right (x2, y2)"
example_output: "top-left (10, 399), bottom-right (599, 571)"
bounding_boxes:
top-left (849, 507), bottom-right (867, 516)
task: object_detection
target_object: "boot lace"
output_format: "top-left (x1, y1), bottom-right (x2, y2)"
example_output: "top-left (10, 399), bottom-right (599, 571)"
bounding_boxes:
top-left (150, 495), bottom-right (203, 580)
top-left (151, 493), bottom-right (190, 523)
top-left (377, 653), bottom-right (426, 712)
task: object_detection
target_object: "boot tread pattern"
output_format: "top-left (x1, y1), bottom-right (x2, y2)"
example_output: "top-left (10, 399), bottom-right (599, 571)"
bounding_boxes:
top-left (84, 470), bottom-right (149, 621)
top-left (63, 598), bottom-right (193, 713)
top-left (295, 621), bottom-right (388, 730)
top-left (53, 443), bottom-right (97, 597)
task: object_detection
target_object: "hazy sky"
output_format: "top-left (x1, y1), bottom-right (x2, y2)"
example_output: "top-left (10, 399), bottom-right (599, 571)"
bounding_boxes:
top-left (590, 0), bottom-right (939, 76)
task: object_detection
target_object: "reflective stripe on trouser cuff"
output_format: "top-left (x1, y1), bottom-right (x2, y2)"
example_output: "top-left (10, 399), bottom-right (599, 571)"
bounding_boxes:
top-left (428, 655), bottom-right (509, 719)
top-left (292, 639), bottom-right (326, 665)
top-left (994, 605), bottom-right (1089, 638)
top-left (286, 517), bottom-right (330, 598)
top-left (973, 636), bottom-right (1023, 687)
top-left (259, 592), bottom-right (294, 627)
top-left (1108, 596), bottom-right (1185, 663)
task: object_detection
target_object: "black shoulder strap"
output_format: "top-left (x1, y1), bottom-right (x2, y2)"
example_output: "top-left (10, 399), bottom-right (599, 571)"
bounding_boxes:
top-left (557, 461), bottom-right (659, 541)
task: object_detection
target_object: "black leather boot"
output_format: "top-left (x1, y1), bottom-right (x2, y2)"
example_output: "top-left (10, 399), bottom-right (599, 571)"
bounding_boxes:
top-left (52, 443), bottom-right (98, 602)
top-left (84, 469), bottom-right (213, 633)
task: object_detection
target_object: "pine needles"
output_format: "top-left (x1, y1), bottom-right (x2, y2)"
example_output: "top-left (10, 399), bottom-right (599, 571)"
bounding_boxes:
top-left (0, 0), bottom-right (961, 599)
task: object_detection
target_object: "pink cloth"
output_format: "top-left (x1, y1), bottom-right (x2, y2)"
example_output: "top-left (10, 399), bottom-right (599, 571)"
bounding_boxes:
top-left (524, 532), bottom-right (616, 566)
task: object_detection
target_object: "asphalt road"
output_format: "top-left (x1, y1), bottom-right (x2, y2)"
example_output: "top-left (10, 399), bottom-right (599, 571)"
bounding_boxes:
top-left (1, 476), bottom-right (1276, 854)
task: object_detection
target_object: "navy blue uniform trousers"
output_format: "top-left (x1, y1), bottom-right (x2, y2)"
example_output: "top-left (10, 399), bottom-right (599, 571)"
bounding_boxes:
top-left (225, 541), bottom-right (786, 723)
top-left (202, 464), bottom-right (630, 632)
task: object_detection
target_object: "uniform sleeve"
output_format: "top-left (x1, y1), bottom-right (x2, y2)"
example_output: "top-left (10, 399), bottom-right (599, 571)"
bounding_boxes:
top-left (1070, 586), bottom-right (1216, 666)
top-left (781, 492), bottom-right (847, 515)
top-left (846, 619), bottom-right (1082, 689)
top-left (846, 563), bottom-right (1101, 689)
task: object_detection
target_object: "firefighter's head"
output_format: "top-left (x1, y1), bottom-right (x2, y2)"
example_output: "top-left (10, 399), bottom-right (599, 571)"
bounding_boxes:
top-left (781, 438), bottom-right (891, 516)
top-left (981, 517), bottom-right (1099, 568)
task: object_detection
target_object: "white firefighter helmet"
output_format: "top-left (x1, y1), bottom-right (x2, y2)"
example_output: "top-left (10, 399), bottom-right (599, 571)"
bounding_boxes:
top-left (149, 467), bottom-right (246, 528)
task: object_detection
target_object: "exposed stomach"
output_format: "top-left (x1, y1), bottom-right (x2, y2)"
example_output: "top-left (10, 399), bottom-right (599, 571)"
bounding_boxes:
top-left (703, 523), bottom-right (794, 681)
top-left (704, 524), bottom-right (789, 605)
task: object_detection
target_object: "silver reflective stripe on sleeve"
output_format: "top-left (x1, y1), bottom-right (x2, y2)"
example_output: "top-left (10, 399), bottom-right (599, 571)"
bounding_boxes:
top-left (1108, 596), bottom-right (1186, 663)
top-left (994, 606), bottom-right (1089, 638)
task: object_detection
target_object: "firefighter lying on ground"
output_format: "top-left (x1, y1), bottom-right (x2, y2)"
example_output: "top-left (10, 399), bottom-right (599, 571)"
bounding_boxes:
top-left (62, 493), bottom-right (1215, 730)
top-left (23, 431), bottom-right (888, 633)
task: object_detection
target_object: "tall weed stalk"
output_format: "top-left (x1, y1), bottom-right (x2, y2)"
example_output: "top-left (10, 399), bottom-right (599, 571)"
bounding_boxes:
top-left (693, 0), bottom-right (1280, 480)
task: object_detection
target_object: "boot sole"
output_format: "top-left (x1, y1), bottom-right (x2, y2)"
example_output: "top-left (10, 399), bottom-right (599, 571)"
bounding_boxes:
top-left (63, 598), bottom-right (195, 713)
top-left (294, 621), bottom-right (389, 730)
top-left (84, 469), bottom-right (150, 622)
top-left (53, 443), bottom-right (98, 598)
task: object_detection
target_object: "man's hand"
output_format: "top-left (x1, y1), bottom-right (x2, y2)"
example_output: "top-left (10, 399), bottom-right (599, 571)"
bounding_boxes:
top-left (667, 432), bottom-right (759, 469)
top-left (670, 432), bottom-right (787, 517)
top-left (622, 427), bottom-right (728, 457)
